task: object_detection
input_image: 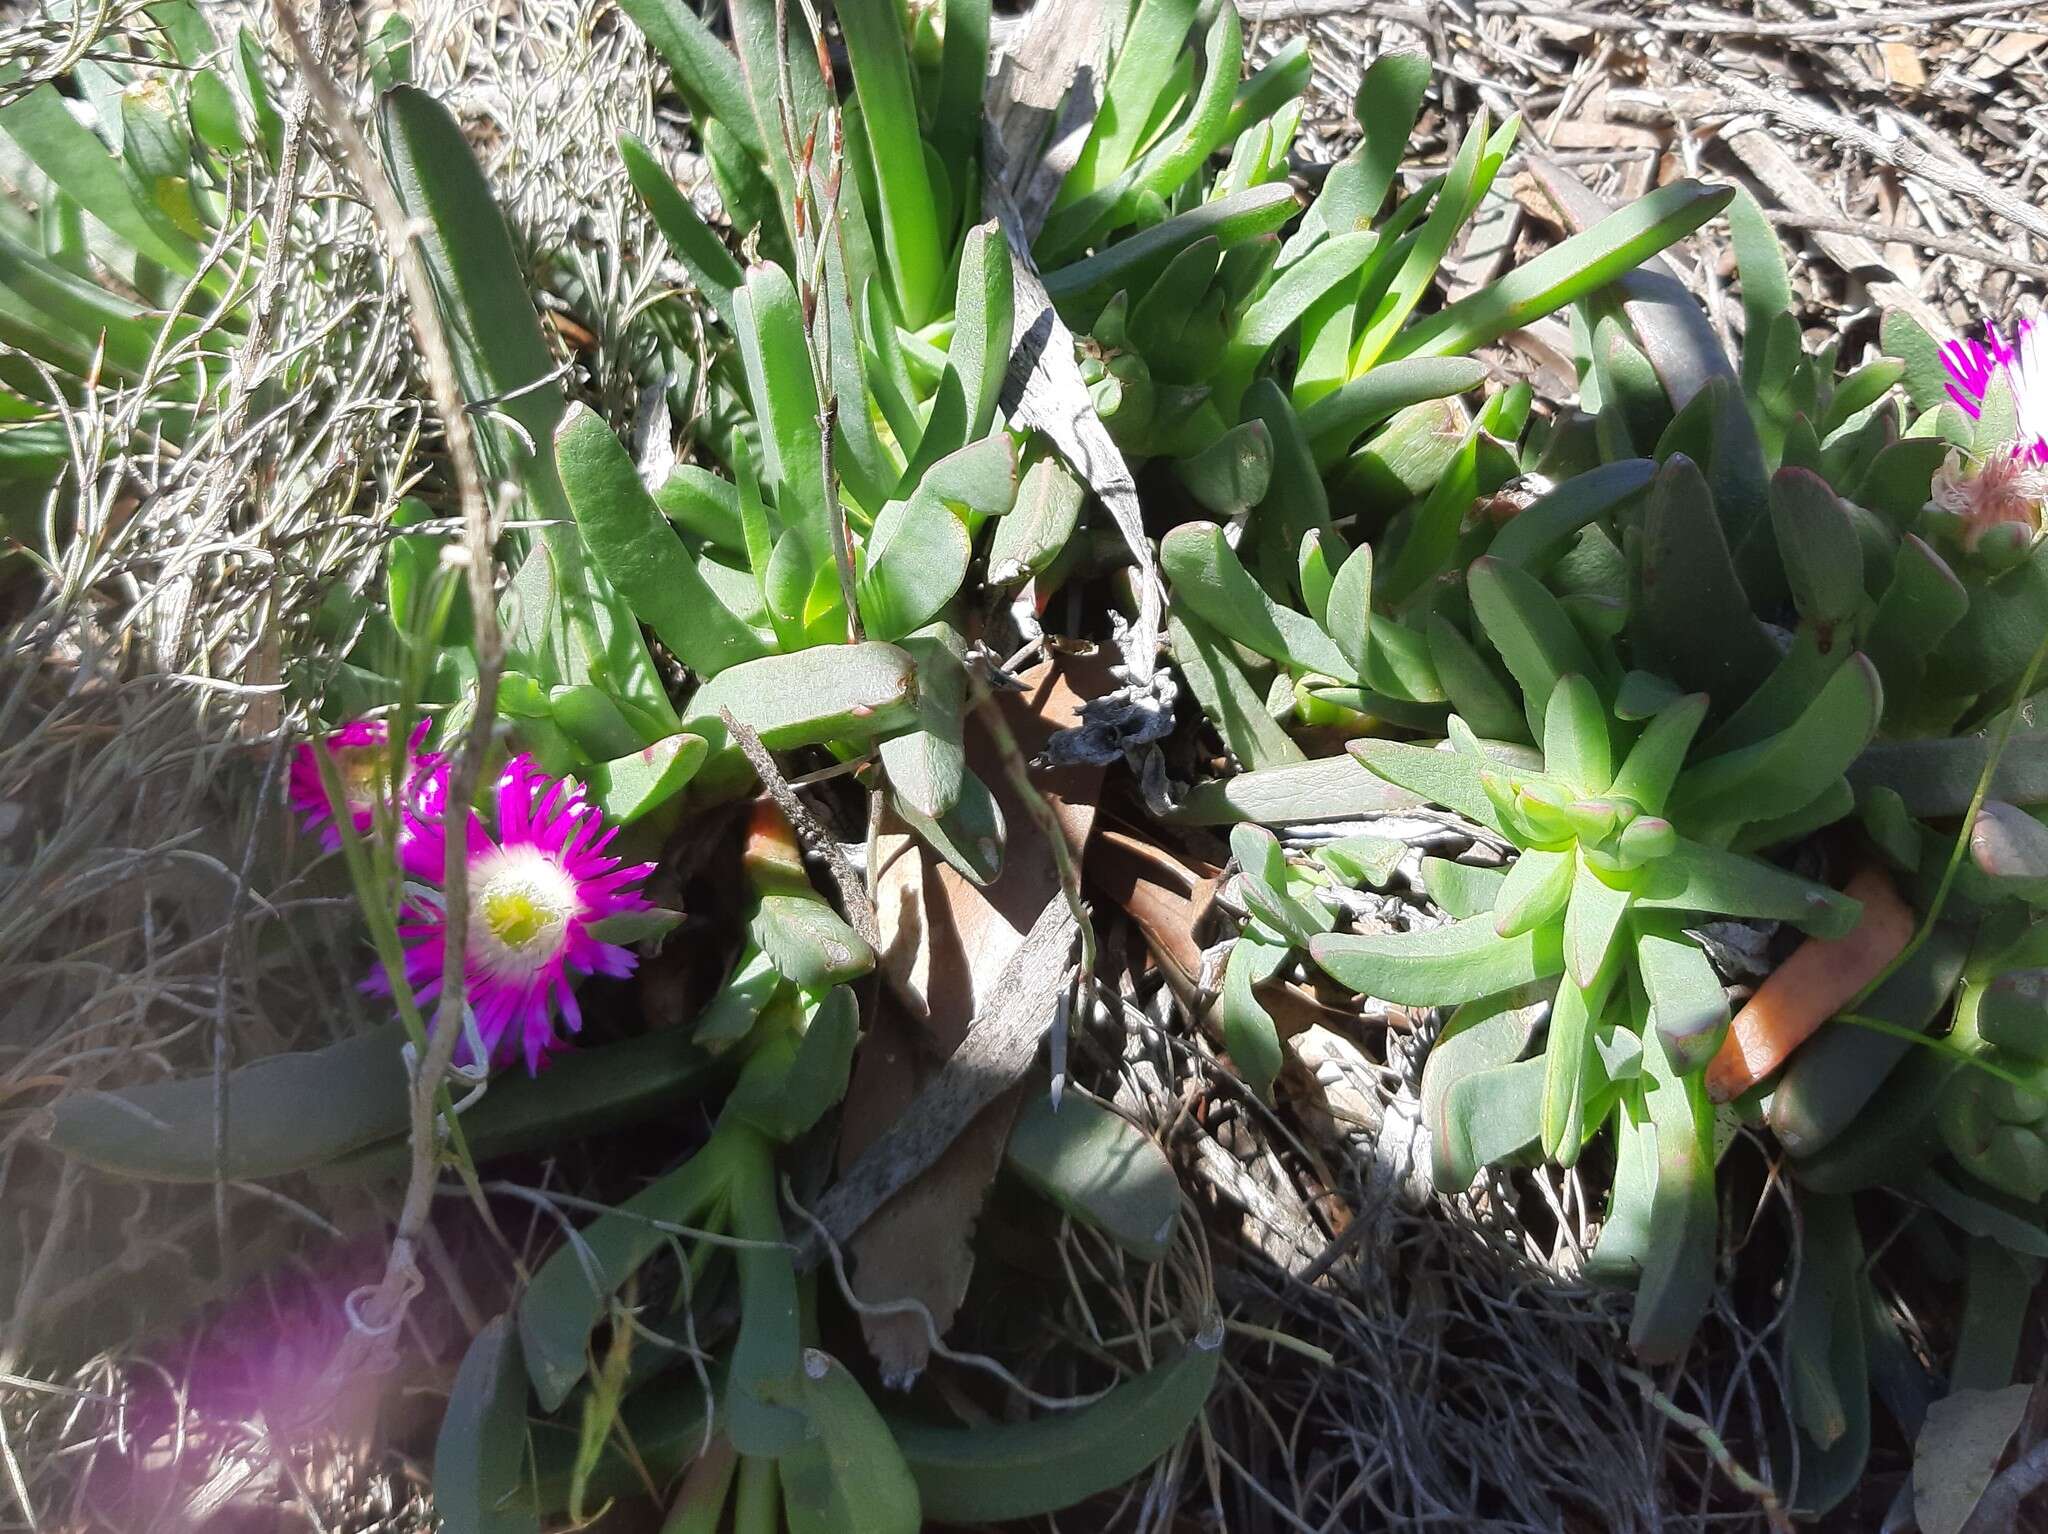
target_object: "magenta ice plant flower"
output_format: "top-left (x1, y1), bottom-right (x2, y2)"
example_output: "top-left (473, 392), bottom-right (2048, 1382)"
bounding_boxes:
top-left (377, 754), bottom-right (654, 1074)
top-left (288, 717), bottom-right (436, 852)
top-left (1941, 318), bottom-right (2048, 462)
top-left (1937, 317), bottom-right (2048, 550)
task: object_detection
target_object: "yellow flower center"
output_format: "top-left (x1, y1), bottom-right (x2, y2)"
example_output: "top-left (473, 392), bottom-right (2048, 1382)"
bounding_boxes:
top-left (470, 846), bottom-right (579, 977)
top-left (482, 886), bottom-right (552, 950)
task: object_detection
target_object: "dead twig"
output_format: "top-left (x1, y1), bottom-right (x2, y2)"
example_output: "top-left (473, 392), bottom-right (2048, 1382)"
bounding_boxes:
top-left (1675, 49), bottom-right (2048, 247)
top-left (799, 895), bottom-right (1076, 1262)
top-left (718, 706), bottom-right (880, 948)
top-left (1763, 208), bottom-right (2048, 285)
top-left (272, 0), bottom-right (503, 1359)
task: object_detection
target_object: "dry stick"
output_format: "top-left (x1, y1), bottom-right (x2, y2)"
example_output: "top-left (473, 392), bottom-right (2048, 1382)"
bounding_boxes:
top-left (967, 666), bottom-right (1095, 1105)
top-left (1673, 49), bottom-right (2048, 247)
top-left (1619, 1366), bottom-right (1794, 1533)
top-left (1762, 208), bottom-right (2048, 284)
top-left (273, 0), bottom-right (504, 1353)
top-left (1490, 0), bottom-right (2031, 38)
top-left (798, 894), bottom-right (1078, 1265)
top-left (718, 706), bottom-right (880, 949)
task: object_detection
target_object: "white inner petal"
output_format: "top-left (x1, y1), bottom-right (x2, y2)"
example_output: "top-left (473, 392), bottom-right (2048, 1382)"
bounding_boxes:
top-left (470, 844), bottom-right (579, 981)
top-left (2014, 323), bottom-right (2048, 450)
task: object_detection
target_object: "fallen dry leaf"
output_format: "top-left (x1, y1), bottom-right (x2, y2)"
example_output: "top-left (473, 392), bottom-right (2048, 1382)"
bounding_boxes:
top-left (837, 649), bottom-right (1109, 1386)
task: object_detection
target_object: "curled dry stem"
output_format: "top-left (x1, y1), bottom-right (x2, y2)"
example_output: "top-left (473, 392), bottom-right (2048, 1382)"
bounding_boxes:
top-left (273, 0), bottom-right (503, 1358)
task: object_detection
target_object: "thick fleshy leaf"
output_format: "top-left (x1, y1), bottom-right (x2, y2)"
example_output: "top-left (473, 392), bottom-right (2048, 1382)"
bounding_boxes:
top-left (1633, 838), bottom-right (1861, 937)
top-left (1394, 180), bottom-right (1732, 361)
top-left (1608, 690), bottom-right (1706, 815)
top-left (1421, 857), bottom-right (1508, 920)
top-left (1670, 655), bottom-right (1882, 835)
top-left (889, 1342), bottom-right (1220, 1523)
top-left (836, 0), bottom-right (943, 322)
top-left (1006, 1091), bottom-right (1180, 1261)
top-left (781, 1350), bottom-right (923, 1534)
top-left (1487, 458), bottom-right (1656, 571)
top-left (1769, 466), bottom-right (1863, 627)
top-left (1422, 985), bottom-right (1548, 1189)
top-left (751, 897), bottom-right (876, 989)
top-left (1167, 753), bottom-right (1420, 824)
top-left (1042, 184), bottom-right (1299, 310)
top-left (1635, 918), bottom-right (1730, 1073)
top-left (1771, 925), bottom-right (1970, 1158)
top-left (1167, 612), bottom-right (1305, 771)
top-left (1494, 847), bottom-right (1574, 938)
top-left (1172, 420), bottom-right (1273, 515)
top-left (682, 643), bottom-right (921, 797)
top-left (1163, 521), bottom-right (1356, 681)
top-left (879, 625), bottom-right (968, 820)
top-left (1299, 356), bottom-right (1487, 471)
top-left (988, 454), bottom-right (1083, 585)
top-left (1221, 932), bottom-right (1288, 1101)
top-left (1349, 736), bottom-right (1502, 831)
top-left (1310, 916), bottom-right (1564, 1006)
top-left (557, 405), bottom-right (770, 677)
top-left (519, 1137), bottom-right (734, 1409)
top-left (436, 1317), bottom-right (540, 1534)
top-left (1628, 452), bottom-right (1779, 706)
top-left (1542, 673), bottom-right (1612, 796)
top-left (1468, 554), bottom-right (1601, 736)
top-left (1848, 730), bottom-right (2048, 818)
top-left (1787, 1194), bottom-right (1873, 1515)
top-left (731, 987), bottom-right (862, 1141)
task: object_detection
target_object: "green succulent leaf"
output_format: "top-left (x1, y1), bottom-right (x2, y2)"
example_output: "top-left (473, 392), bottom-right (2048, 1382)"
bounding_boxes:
top-left (1608, 690), bottom-right (1707, 816)
top-left (1299, 356), bottom-right (1487, 471)
top-left (1634, 837), bottom-right (1861, 937)
top-left (1542, 673), bottom-right (1613, 797)
top-left (1488, 458), bottom-right (1656, 571)
top-left (1468, 554), bottom-right (1602, 737)
top-left (1670, 655), bottom-right (1881, 836)
top-left (519, 1137), bottom-right (734, 1410)
top-left (1350, 736), bottom-right (1503, 832)
top-left (436, 1317), bottom-right (540, 1534)
top-left (1043, 183), bottom-right (1299, 310)
top-left (1163, 521), bottom-right (1356, 681)
top-left (1425, 613), bottom-right (1528, 744)
top-left (781, 1350), bottom-right (923, 1534)
top-left (1395, 180), bottom-right (1733, 361)
top-left (731, 986), bottom-right (862, 1140)
top-left (1769, 466), bottom-right (1863, 627)
top-left (1493, 846), bottom-right (1575, 938)
top-left (556, 404), bottom-right (770, 678)
top-left (1422, 984), bottom-right (1549, 1189)
top-left (1310, 915), bottom-right (1565, 1007)
top-left (1222, 931), bottom-right (1288, 1101)
top-left (1005, 1091), bottom-right (1180, 1262)
top-left (1628, 452), bottom-right (1780, 707)
top-left (1634, 918), bottom-right (1730, 1074)
top-left (620, 133), bottom-right (744, 331)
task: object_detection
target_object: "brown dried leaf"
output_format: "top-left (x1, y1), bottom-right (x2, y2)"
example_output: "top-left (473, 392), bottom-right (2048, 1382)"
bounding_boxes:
top-left (837, 651), bottom-right (1109, 1386)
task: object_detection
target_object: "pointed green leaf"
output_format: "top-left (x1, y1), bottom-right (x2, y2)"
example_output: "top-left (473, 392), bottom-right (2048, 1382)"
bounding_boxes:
top-left (1395, 181), bottom-right (1733, 361)
top-left (1309, 915), bottom-right (1564, 1006)
top-left (556, 404), bottom-right (770, 677)
top-left (1494, 847), bottom-right (1574, 938)
top-left (437, 1317), bottom-right (540, 1533)
top-left (1634, 837), bottom-right (1861, 937)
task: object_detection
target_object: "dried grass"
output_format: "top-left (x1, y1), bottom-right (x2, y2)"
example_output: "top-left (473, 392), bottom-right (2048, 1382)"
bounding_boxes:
top-left (0, 3), bottom-right (670, 1527)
